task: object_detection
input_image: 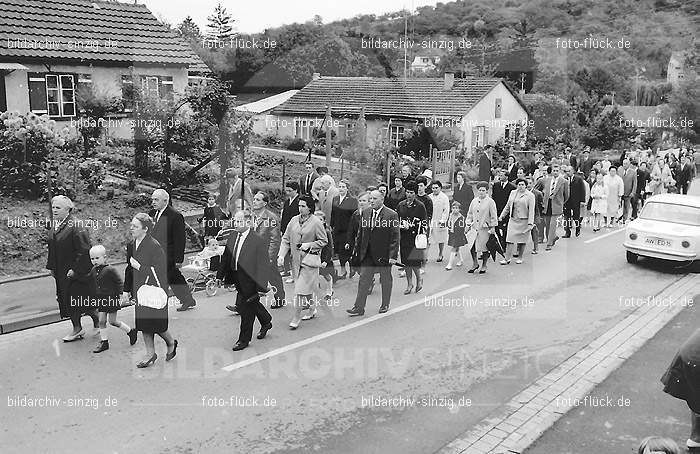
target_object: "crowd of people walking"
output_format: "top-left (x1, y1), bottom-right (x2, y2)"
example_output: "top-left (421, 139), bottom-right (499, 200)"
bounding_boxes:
top-left (47, 145), bottom-right (698, 363)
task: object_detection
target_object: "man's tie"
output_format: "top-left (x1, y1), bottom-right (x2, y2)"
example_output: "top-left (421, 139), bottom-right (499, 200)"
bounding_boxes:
top-left (154, 211), bottom-right (161, 225)
top-left (550, 179), bottom-right (556, 198)
top-left (232, 233), bottom-right (241, 270)
top-left (306, 174), bottom-right (311, 192)
top-left (372, 211), bottom-right (379, 231)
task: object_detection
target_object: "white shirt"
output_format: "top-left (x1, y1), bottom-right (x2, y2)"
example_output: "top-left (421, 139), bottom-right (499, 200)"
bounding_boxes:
top-left (234, 228), bottom-right (250, 267)
top-left (154, 207), bottom-right (166, 224)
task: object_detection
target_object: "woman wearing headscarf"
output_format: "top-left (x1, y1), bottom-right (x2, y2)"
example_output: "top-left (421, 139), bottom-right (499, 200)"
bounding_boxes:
top-left (47, 195), bottom-right (99, 342)
top-left (465, 182), bottom-right (498, 274)
top-left (123, 213), bottom-right (178, 368)
top-left (278, 196), bottom-right (328, 329)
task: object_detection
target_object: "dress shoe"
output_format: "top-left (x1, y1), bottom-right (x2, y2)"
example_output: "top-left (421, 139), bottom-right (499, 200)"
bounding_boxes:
top-left (515, 259), bottom-right (523, 264)
top-left (285, 277), bottom-right (294, 284)
top-left (226, 305), bottom-right (240, 315)
top-left (575, 229), bottom-right (581, 237)
top-left (337, 273), bottom-right (347, 280)
top-left (552, 235), bottom-right (560, 245)
top-left (415, 284), bottom-right (423, 293)
top-left (562, 233), bottom-right (571, 238)
top-left (436, 256), bottom-right (443, 263)
top-left (136, 354), bottom-right (157, 368)
top-left (404, 286), bottom-right (413, 295)
top-left (467, 265), bottom-right (479, 273)
top-left (127, 328), bottom-right (138, 346)
top-left (500, 259), bottom-right (511, 265)
top-left (257, 323), bottom-right (272, 339)
top-left (346, 307), bottom-right (364, 317)
top-left (93, 340), bottom-right (109, 353)
top-left (62, 329), bottom-right (85, 342)
top-left (166, 340), bottom-right (178, 361)
top-left (176, 303), bottom-right (196, 312)
top-left (378, 306), bottom-right (389, 314)
top-left (398, 270), bottom-right (406, 277)
top-left (545, 246), bottom-right (552, 251)
top-left (231, 342), bottom-right (249, 351)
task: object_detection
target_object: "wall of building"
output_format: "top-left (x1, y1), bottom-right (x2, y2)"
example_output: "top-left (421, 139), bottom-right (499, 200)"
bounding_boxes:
top-left (2, 62), bottom-right (188, 138)
top-left (461, 83), bottom-right (529, 153)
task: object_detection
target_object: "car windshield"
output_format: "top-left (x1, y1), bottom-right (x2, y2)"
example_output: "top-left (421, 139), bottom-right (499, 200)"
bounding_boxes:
top-left (639, 202), bottom-right (700, 226)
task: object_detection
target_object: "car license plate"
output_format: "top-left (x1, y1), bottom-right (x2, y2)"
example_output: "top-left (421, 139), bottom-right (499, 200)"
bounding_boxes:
top-left (645, 237), bottom-right (672, 247)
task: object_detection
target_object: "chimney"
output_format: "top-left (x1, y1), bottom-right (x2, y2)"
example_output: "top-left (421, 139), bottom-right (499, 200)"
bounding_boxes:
top-left (443, 72), bottom-right (454, 90)
top-left (312, 73), bottom-right (321, 81)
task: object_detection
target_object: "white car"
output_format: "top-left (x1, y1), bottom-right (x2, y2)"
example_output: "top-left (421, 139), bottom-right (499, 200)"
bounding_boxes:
top-left (624, 194), bottom-right (700, 264)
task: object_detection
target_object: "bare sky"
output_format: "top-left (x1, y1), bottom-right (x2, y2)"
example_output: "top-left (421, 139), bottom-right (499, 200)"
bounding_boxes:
top-left (140, 0), bottom-right (440, 34)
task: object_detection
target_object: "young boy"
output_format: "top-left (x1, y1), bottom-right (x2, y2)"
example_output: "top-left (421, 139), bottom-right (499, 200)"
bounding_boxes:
top-left (88, 245), bottom-right (137, 353)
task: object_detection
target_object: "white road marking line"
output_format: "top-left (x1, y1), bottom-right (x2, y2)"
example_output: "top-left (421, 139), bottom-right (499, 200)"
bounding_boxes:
top-left (584, 227), bottom-right (625, 244)
top-left (221, 284), bottom-right (471, 372)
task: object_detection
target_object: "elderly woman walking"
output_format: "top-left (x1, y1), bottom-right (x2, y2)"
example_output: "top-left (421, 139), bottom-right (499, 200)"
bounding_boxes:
top-left (47, 195), bottom-right (99, 342)
top-left (498, 178), bottom-right (535, 265)
top-left (278, 196), bottom-right (328, 329)
top-left (123, 213), bottom-right (178, 368)
top-left (465, 182), bottom-right (498, 274)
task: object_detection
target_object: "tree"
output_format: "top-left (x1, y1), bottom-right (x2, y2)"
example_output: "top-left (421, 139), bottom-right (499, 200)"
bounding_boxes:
top-left (663, 79), bottom-right (700, 143)
top-left (178, 16), bottom-right (203, 44)
top-left (206, 3), bottom-right (235, 44)
top-left (522, 93), bottom-right (572, 143)
top-left (75, 84), bottom-right (122, 154)
top-left (586, 107), bottom-right (636, 150)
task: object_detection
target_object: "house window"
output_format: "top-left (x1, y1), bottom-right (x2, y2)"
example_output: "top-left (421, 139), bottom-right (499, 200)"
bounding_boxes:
top-left (474, 126), bottom-right (486, 147)
top-left (495, 98), bottom-right (502, 119)
top-left (344, 121), bottom-right (356, 140)
top-left (389, 124), bottom-right (405, 147)
top-left (142, 76), bottom-right (159, 98)
top-left (45, 74), bottom-right (76, 117)
top-left (294, 118), bottom-right (316, 141)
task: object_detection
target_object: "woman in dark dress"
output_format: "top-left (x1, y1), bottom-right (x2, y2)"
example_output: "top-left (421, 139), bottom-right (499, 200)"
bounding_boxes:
top-left (452, 171), bottom-right (474, 216)
top-left (46, 195), bottom-right (99, 342)
top-left (661, 328), bottom-right (700, 449)
top-left (396, 181), bottom-right (427, 294)
top-left (123, 213), bottom-right (178, 368)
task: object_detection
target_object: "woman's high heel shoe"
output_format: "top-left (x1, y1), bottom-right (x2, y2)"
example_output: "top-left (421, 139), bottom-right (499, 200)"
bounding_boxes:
top-left (403, 286), bottom-right (413, 295)
top-left (302, 307), bottom-right (318, 321)
top-left (166, 340), bottom-right (178, 361)
top-left (467, 265), bottom-right (479, 273)
top-left (137, 354), bottom-right (157, 368)
top-left (62, 329), bottom-right (85, 342)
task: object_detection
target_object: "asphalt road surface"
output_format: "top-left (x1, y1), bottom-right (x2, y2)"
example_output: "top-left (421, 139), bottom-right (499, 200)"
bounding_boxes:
top-left (0, 225), bottom-right (693, 454)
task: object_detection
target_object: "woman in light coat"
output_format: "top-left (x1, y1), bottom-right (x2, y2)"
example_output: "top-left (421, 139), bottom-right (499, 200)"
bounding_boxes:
top-left (589, 172), bottom-right (608, 232)
top-left (603, 166), bottom-right (624, 227)
top-left (465, 182), bottom-right (498, 274)
top-left (278, 195), bottom-right (328, 329)
top-left (498, 178), bottom-right (535, 265)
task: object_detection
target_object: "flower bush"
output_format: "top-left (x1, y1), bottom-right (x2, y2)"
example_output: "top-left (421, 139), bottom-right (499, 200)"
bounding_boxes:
top-left (0, 111), bottom-right (80, 198)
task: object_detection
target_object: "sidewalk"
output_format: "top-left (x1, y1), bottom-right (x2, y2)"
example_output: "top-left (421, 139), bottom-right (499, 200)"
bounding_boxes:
top-left (525, 290), bottom-right (700, 453)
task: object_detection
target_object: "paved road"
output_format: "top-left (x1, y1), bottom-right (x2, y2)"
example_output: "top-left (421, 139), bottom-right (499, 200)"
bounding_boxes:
top-left (0, 226), bottom-right (692, 453)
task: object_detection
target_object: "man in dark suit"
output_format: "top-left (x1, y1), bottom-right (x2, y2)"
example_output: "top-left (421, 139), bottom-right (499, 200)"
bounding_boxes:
top-left (331, 179), bottom-right (358, 279)
top-left (299, 161), bottom-right (319, 196)
top-left (491, 168), bottom-right (516, 248)
top-left (535, 164), bottom-right (569, 251)
top-left (347, 190), bottom-right (400, 316)
top-left (149, 189), bottom-right (197, 311)
top-left (217, 210), bottom-right (272, 351)
top-left (633, 161), bottom-right (650, 219)
top-left (563, 166), bottom-right (587, 238)
top-left (505, 155), bottom-right (519, 182)
top-left (478, 147), bottom-right (493, 183)
top-left (251, 191), bottom-right (285, 309)
top-left (579, 148), bottom-right (595, 177)
top-left (280, 181), bottom-right (300, 279)
top-left (677, 155), bottom-right (695, 195)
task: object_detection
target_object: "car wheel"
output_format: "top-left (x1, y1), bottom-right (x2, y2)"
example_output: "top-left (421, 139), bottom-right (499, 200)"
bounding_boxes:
top-left (626, 251), bottom-right (638, 264)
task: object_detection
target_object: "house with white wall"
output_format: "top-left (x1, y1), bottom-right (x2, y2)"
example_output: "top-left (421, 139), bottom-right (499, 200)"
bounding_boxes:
top-left (271, 73), bottom-right (529, 153)
top-left (0, 0), bottom-right (207, 138)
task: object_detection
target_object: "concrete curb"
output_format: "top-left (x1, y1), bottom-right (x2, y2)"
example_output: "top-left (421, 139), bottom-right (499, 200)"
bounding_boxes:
top-left (435, 273), bottom-right (699, 454)
top-left (0, 310), bottom-right (62, 335)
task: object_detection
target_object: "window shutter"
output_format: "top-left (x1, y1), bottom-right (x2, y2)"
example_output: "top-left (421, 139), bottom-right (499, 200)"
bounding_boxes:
top-left (121, 74), bottom-right (134, 112)
top-left (28, 72), bottom-right (48, 114)
top-left (483, 128), bottom-right (489, 145)
top-left (77, 74), bottom-right (92, 114)
top-left (471, 127), bottom-right (478, 149)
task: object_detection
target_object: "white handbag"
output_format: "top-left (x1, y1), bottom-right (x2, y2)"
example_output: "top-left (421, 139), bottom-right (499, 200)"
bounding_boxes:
top-left (137, 266), bottom-right (168, 310)
top-left (414, 224), bottom-right (428, 250)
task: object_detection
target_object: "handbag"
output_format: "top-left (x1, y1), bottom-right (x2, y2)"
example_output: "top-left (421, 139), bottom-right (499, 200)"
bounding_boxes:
top-left (415, 223), bottom-right (428, 250)
top-left (301, 250), bottom-right (322, 268)
top-left (136, 266), bottom-right (168, 310)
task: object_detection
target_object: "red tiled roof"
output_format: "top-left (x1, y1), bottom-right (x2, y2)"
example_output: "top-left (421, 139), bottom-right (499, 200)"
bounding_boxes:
top-left (272, 76), bottom-right (524, 120)
top-left (0, 0), bottom-right (205, 66)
